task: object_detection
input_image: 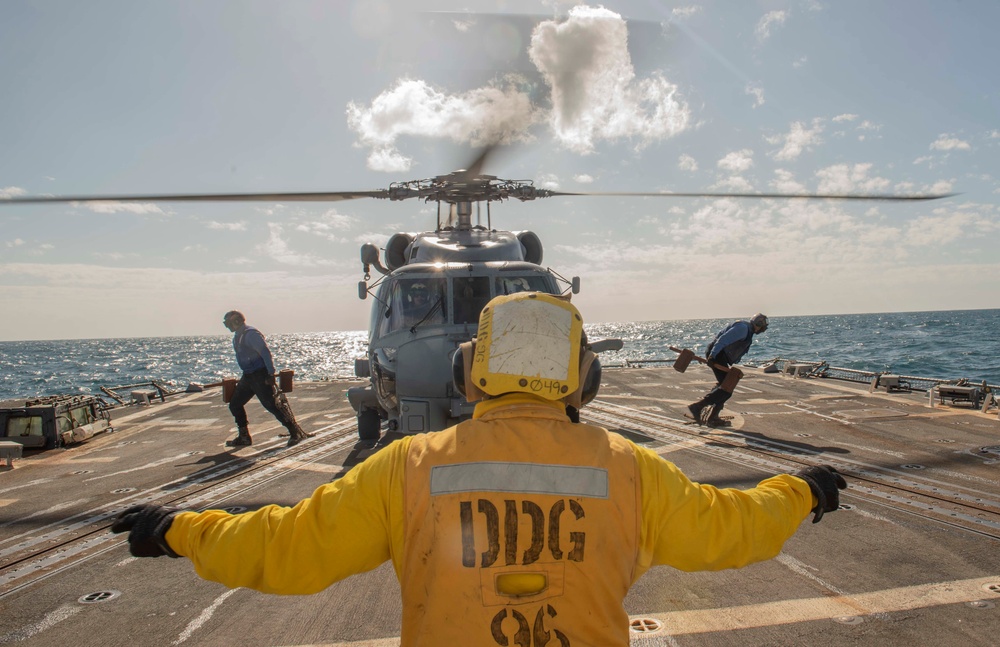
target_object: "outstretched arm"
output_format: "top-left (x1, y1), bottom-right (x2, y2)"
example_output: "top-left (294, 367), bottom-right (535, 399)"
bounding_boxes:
top-left (114, 437), bottom-right (412, 594)
top-left (632, 443), bottom-right (829, 576)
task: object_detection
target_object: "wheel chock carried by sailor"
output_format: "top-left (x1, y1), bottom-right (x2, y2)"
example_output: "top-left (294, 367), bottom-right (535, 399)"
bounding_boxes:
top-left (113, 294), bottom-right (846, 646)
top-left (681, 313), bottom-right (768, 426)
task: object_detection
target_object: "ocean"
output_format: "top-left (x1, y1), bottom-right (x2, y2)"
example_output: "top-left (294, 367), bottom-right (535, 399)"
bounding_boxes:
top-left (1, 308), bottom-right (998, 403)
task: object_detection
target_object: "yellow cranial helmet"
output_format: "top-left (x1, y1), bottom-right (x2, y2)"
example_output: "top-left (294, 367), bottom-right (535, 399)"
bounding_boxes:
top-left (468, 292), bottom-right (584, 400)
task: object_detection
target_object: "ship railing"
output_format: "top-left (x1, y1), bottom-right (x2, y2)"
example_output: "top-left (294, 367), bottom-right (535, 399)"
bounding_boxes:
top-left (603, 356), bottom-right (998, 395)
top-left (752, 358), bottom-right (999, 394)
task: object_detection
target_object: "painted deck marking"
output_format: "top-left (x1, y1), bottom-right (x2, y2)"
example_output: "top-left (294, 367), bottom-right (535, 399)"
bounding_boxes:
top-left (0, 604), bottom-right (81, 643)
top-left (633, 575), bottom-right (1000, 637)
top-left (783, 403), bottom-right (855, 424)
top-left (172, 588), bottom-right (241, 645)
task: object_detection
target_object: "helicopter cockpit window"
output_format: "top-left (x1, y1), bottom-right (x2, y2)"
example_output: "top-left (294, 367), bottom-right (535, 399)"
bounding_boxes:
top-left (495, 275), bottom-right (555, 296)
top-left (381, 278), bottom-right (447, 333)
top-left (453, 276), bottom-right (492, 325)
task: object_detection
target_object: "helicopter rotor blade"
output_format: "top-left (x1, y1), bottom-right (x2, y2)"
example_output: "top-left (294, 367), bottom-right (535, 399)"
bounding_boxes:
top-left (463, 145), bottom-right (496, 178)
top-left (542, 190), bottom-right (956, 202)
top-left (0, 190), bottom-right (390, 205)
top-left (445, 142), bottom-right (503, 180)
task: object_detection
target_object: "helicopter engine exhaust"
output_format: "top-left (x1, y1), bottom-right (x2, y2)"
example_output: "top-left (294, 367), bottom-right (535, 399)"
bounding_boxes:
top-left (386, 233), bottom-right (414, 271)
top-left (515, 231), bottom-right (543, 265)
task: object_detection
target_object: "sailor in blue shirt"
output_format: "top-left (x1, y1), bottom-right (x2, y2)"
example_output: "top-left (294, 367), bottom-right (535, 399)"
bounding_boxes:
top-left (687, 313), bottom-right (769, 426)
top-left (223, 311), bottom-right (310, 447)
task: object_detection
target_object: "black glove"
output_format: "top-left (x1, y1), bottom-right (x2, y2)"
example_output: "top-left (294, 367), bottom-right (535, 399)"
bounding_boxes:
top-left (795, 465), bottom-right (848, 523)
top-left (111, 504), bottom-right (181, 557)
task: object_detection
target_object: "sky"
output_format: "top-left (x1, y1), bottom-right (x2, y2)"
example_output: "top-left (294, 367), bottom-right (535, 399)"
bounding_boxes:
top-left (1, 0), bottom-right (999, 341)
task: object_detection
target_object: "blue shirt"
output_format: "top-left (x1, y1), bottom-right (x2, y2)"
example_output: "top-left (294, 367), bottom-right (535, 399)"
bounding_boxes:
top-left (707, 320), bottom-right (755, 364)
top-left (232, 325), bottom-right (275, 375)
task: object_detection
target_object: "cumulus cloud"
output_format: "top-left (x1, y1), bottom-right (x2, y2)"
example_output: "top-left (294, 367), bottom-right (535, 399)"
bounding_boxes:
top-left (678, 154), bottom-right (698, 172)
top-left (537, 173), bottom-right (560, 190)
top-left (755, 10), bottom-right (787, 42)
top-left (929, 134), bottom-right (971, 151)
top-left (206, 221), bottom-right (247, 231)
top-left (815, 163), bottom-right (891, 194)
top-left (769, 120), bottom-right (824, 161)
top-left (296, 210), bottom-right (356, 242)
top-left (346, 6), bottom-right (691, 165)
top-left (346, 78), bottom-right (540, 172)
top-left (832, 114), bottom-right (858, 123)
top-left (924, 179), bottom-right (955, 194)
top-left (32, 243), bottom-right (55, 255)
top-left (745, 84), bottom-right (765, 108)
top-left (904, 208), bottom-right (1000, 247)
top-left (1, 186), bottom-right (27, 199)
top-left (529, 6), bottom-right (691, 154)
top-left (258, 223), bottom-right (333, 266)
top-left (353, 232), bottom-right (390, 246)
top-left (74, 201), bottom-right (166, 215)
top-left (532, 194), bottom-right (1000, 323)
top-left (712, 175), bottom-right (755, 192)
top-left (770, 169), bottom-right (807, 193)
top-left (671, 6), bottom-right (702, 19)
top-left (574, 174), bottom-right (595, 184)
top-left (717, 149), bottom-right (754, 174)
top-left (5, 238), bottom-right (26, 248)
top-left (365, 147), bottom-right (414, 173)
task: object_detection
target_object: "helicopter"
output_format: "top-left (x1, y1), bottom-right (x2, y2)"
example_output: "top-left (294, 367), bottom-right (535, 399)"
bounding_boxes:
top-left (346, 151), bottom-right (589, 439)
top-left (1, 147), bottom-right (953, 440)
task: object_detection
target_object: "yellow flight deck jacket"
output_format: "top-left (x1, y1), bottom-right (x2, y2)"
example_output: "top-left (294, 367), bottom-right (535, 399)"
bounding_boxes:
top-left (166, 394), bottom-right (815, 646)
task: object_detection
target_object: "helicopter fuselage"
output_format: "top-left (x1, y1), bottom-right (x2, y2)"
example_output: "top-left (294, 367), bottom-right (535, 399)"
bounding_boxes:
top-left (348, 227), bottom-right (570, 437)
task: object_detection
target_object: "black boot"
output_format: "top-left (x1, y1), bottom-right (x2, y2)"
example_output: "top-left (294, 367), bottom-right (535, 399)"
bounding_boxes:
top-left (705, 405), bottom-right (731, 427)
top-left (226, 425), bottom-right (252, 447)
top-left (686, 402), bottom-right (707, 425)
top-left (285, 421), bottom-right (313, 447)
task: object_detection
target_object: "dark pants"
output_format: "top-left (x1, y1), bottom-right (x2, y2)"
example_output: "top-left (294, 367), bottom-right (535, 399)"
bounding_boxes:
top-left (230, 369), bottom-right (297, 429)
top-left (703, 363), bottom-right (733, 409)
top-left (694, 351), bottom-right (733, 413)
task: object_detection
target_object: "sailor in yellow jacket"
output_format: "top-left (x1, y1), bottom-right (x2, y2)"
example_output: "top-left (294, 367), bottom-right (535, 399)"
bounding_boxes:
top-left (112, 292), bottom-right (847, 646)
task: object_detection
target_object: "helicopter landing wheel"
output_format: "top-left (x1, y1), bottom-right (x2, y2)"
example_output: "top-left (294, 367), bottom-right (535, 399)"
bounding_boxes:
top-left (357, 408), bottom-right (381, 441)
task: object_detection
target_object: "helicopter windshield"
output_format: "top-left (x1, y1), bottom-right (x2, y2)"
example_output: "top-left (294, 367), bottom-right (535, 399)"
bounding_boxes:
top-left (453, 276), bottom-right (492, 325)
top-left (377, 273), bottom-right (559, 335)
top-left (381, 278), bottom-right (447, 334)
top-left (494, 275), bottom-right (554, 296)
